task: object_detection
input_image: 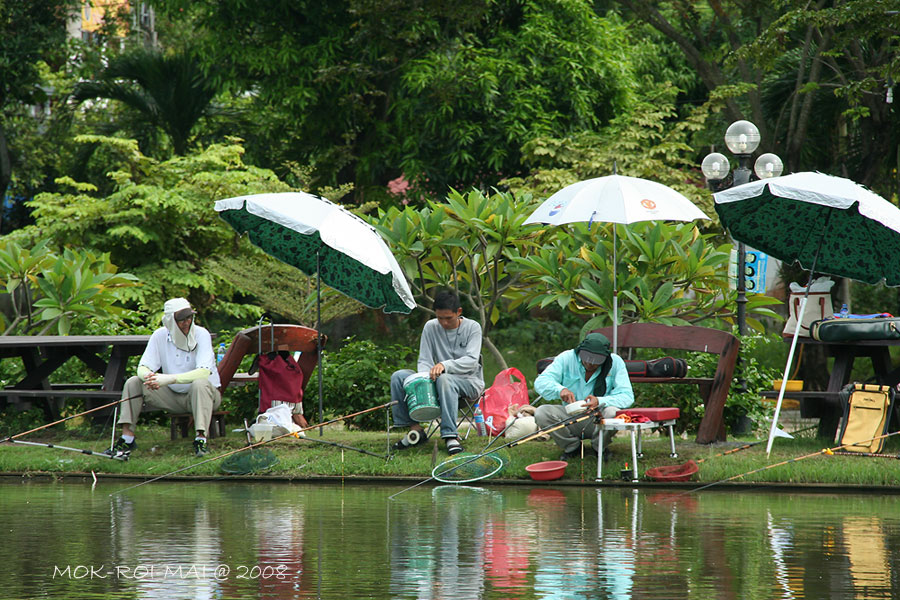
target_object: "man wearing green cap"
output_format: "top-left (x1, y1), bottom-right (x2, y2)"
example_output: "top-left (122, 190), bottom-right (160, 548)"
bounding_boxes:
top-left (534, 332), bottom-right (634, 460)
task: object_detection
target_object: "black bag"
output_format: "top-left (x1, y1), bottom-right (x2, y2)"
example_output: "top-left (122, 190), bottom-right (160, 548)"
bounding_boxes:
top-left (837, 383), bottom-right (895, 453)
top-left (810, 317), bottom-right (900, 342)
top-left (626, 357), bottom-right (688, 378)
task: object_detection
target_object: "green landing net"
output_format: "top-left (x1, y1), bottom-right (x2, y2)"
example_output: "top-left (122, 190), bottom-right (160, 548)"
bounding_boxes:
top-left (220, 448), bottom-right (279, 475)
top-left (431, 452), bottom-right (505, 483)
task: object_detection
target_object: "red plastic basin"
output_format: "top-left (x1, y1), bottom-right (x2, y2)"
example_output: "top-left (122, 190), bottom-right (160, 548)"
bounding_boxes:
top-left (525, 460), bottom-right (568, 481)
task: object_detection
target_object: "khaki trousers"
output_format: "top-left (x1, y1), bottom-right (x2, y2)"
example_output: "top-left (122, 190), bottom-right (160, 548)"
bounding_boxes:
top-left (118, 376), bottom-right (222, 435)
top-left (534, 403), bottom-right (619, 454)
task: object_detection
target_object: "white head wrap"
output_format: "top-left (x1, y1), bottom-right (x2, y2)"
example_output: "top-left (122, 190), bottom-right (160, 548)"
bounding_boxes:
top-left (162, 298), bottom-right (197, 352)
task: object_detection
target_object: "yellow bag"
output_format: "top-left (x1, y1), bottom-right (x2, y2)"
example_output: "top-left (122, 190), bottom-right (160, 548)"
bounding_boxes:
top-left (838, 384), bottom-right (895, 453)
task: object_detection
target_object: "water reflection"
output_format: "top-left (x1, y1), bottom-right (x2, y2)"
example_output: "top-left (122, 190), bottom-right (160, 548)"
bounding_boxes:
top-left (1, 480), bottom-right (899, 599)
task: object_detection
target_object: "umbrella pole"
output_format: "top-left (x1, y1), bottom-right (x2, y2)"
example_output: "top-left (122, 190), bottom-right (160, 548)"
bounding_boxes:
top-left (613, 226), bottom-right (618, 353)
top-left (765, 296), bottom-right (807, 456)
top-left (766, 249), bottom-right (822, 456)
top-left (317, 249), bottom-right (324, 436)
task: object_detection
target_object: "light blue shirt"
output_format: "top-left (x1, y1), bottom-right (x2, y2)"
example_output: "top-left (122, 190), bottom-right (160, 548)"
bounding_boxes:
top-left (534, 349), bottom-right (634, 409)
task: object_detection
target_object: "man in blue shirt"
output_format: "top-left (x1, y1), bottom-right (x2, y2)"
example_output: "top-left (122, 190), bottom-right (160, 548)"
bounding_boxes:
top-left (534, 332), bottom-right (634, 460)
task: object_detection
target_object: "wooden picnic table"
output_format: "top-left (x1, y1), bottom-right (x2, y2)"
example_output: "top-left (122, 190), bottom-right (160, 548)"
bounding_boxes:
top-left (763, 336), bottom-right (900, 439)
top-left (0, 335), bottom-right (150, 420)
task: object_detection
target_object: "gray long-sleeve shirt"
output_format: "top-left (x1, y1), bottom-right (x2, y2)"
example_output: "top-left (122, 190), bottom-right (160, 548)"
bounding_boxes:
top-left (417, 317), bottom-right (484, 388)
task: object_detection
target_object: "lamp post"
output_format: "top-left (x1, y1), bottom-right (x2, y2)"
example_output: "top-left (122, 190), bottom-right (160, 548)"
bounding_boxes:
top-left (702, 120), bottom-right (783, 335)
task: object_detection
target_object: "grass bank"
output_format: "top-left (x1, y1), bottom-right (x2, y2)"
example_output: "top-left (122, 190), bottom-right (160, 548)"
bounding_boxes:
top-left (2, 419), bottom-right (900, 489)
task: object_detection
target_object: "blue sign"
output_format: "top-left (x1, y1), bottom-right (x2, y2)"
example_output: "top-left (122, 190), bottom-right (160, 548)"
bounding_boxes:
top-left (729, 249), bottom-right (768, 294)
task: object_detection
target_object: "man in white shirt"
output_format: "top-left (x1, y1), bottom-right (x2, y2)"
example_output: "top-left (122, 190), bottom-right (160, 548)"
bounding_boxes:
top-left (107, 298), bottom-right (221, 458)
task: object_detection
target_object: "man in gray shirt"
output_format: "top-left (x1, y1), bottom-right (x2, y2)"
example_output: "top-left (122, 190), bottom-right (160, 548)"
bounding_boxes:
top-left (391, 290), bottom-right (484, 455)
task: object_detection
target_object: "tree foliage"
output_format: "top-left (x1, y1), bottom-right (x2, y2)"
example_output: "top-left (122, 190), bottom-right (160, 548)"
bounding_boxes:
top-left (152, 0), bottom-right (637, 200)
top-left (374, 188), bottom-right (542, 368)
top-left (614, 0), bottom-right (900, 193)
top-left (9, 137), bottom-right (362, 325)
top-left (0, 239), bottom-right (138, 335)
top-left (0, 0), bottom-right (79, 215)
top-left (511, 220), bottom-right (780, 335)
top-left (504, 82), bottom-right (717, 215)
top-left (71, 47), bottom-right (224, 156)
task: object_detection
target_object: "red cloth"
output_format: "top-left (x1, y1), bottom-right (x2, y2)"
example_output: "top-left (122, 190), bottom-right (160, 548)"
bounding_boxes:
top-left (258, 352), bottom-right (304, 413)
top-left (616, 407), bottom-right (680, 422)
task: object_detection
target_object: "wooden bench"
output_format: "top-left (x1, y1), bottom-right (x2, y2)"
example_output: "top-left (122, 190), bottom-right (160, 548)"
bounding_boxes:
top-left (590, 324), bottom-right (740, 444)
top-left (169, 323), bottom-right (325, 439)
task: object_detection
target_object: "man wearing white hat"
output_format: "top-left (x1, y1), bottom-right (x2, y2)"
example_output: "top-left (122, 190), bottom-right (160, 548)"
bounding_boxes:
top-left (107, 298), bottom-right (221, 458)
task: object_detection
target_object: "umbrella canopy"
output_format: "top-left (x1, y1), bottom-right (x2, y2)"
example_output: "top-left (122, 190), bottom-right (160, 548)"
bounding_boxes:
top-left (525, 174), bottom-right (710, 351)
top-left (215, 192), bottom-right (416, 314)
top-left (714, 171), bottom-right (900, 454)
top-left (525, 174), bottom-right (709, 226)
top-left (715, 171), bottom-right (900, 285)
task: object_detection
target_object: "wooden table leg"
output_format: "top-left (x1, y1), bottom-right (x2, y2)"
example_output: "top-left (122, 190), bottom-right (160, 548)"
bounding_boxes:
top-left (820, 348), bottom-right (857, 440)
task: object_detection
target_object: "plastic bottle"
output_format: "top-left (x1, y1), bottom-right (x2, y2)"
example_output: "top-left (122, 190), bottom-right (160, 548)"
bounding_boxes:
top-left (473, 402), bottom-right (486, 436)
top-left (216, 342), bottom-right (226, 363)
top-left (839, 303), bottom-right (849, 318)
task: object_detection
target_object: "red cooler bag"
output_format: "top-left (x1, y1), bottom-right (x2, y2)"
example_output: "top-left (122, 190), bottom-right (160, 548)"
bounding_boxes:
top-left (481, 367), bottom-right (529, 435)
top-left (258, 352), bottom-right (304, 413)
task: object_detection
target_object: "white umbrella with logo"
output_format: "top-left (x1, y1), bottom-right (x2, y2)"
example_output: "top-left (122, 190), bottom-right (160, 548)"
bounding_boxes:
top-left (525, 174), bottom-right (710, 351)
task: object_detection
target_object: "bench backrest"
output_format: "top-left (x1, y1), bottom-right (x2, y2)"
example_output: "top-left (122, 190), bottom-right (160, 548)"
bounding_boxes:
top-left (217, 324), bottom-right (326, 391)
top-left (592, 322), bottom-right (738, 356)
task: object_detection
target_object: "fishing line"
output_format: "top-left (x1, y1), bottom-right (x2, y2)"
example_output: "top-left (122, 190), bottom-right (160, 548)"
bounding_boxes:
top-left (685, 430), bottom-right (900, 494)
top-left (1, 393), bottom-right (142, 443)
top-left (295, 435), bottom-right (388, 459)
top-left (110, 400), bottom-right (396, 495)
top-left (389, 407), bottom-right (603, 499)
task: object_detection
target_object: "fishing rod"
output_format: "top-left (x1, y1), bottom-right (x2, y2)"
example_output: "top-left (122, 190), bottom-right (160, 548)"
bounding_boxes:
top-left (389, 407), bottom-right (603, 500)
top-left (686, 430), bottom-right (900, 494)
top-left (831, 450), bottom-right (900, 459)
top-left (6, 439), bottom-right (128, 461)
top-left (111, 400), bottom-right (397, 495)
top-left (1, 393), bottom-right (142, 444)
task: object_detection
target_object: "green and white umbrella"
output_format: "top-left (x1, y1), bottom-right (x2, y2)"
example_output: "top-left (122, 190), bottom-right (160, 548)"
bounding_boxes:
top-left (714, 171), bottom-right (900, 454)
top-left (215, 192), bottom-right (416, 314)
top-left (215, 191), bottom-right (416, 426)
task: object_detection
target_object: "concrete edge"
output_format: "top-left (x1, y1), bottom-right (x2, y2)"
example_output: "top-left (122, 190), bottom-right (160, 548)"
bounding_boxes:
top-left (2, 471), bottom-right (899, 495)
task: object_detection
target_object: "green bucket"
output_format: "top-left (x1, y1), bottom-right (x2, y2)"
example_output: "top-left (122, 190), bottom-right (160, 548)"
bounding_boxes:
top-left (403, 372), bottom-right (440, 422)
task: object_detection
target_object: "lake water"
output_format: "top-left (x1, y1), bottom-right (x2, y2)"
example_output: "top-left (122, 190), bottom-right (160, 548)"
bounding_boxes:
top-left (2, 479), bottom-right (899, 599)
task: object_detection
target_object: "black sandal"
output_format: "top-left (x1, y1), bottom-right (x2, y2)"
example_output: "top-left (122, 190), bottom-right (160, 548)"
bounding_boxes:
top-left (445, 438), bottom-right (464, 455)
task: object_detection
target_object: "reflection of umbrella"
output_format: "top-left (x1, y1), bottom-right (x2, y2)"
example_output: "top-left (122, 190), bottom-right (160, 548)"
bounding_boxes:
top-left (215, 192), bottom-right (417, 424)
top-left (524, 174), bottom-right (710, 351)
top-left (714, 171), bottom-right (900, 454)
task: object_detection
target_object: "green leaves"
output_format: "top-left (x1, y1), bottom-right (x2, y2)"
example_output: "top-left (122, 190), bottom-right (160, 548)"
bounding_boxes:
top-left (0, 240), bottom-right (138, 336)
top-left (511, 220), bottom-right (775, 332)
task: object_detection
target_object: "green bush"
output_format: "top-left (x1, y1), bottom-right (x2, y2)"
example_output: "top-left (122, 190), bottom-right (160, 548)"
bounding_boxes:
top-left (304, 337), bottom-right (416, 431)
top-left (0, 407), bottom-right (46, 438)
top-left (220, 382), bottom-right (260, 429)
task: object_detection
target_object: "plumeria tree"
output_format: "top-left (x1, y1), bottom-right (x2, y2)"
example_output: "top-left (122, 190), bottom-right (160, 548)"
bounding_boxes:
top-left (0, 240), bottom-right (138, 335)
top-left (374, 188), bottom-right (541, 369)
